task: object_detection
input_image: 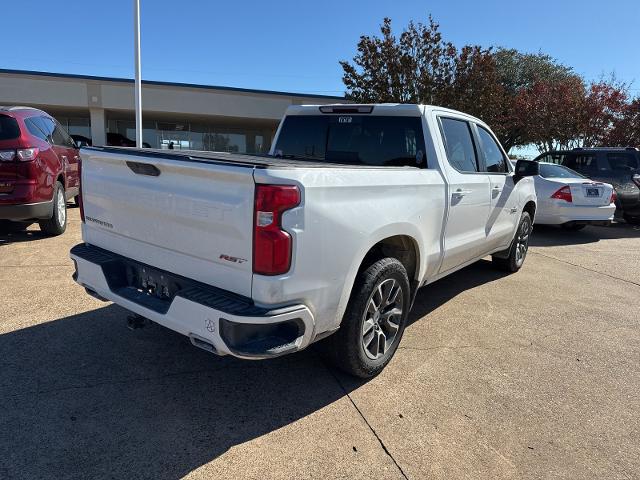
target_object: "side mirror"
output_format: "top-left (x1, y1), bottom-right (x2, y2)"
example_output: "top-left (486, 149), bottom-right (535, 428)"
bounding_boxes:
top-left (514, 159), bottom-right (539, 183)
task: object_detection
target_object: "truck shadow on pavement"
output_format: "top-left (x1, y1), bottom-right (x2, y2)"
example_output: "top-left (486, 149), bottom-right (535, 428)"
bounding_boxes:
top-left (0, 304), bottom-right (354, 479)
top-left (0, 260), bottom-right (511, 479)
top-left (0, 226), bottom-right (47, 245)
top-left (530, 222), bottom-right (640, 247)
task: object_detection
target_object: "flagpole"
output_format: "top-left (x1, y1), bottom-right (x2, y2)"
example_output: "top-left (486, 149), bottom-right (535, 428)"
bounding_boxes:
top-left (133, 0), bottom-right (143, 148)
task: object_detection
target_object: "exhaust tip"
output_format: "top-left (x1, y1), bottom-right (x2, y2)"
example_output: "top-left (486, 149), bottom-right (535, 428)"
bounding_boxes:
top-left (189, 333), bottom-right (222, 355)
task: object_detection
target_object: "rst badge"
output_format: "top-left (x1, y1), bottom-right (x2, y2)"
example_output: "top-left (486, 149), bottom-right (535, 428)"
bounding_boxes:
top-left (338, 116), bottom-right (352, 124)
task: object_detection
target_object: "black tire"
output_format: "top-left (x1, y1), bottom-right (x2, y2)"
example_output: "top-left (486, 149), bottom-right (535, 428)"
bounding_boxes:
top-left (492, 211), bottom-right (532, 273)
top-left (561, 223), bottom-right (586, 231)
top-left (38, 181), bottom-right (67, 236)
top-left (319, 257), bottom-right (411, 378)
top-left (624, 214), bottom-right (640, 225)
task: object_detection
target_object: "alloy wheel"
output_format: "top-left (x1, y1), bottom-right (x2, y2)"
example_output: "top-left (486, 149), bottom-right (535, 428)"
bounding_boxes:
top-left (361, 278), bottom-right (404, 360)
top-left (514, 218), bottom-right (531, 267)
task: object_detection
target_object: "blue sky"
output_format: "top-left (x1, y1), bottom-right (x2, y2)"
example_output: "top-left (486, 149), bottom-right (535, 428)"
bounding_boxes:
top-left (2, 0), bottom-right (638, 97)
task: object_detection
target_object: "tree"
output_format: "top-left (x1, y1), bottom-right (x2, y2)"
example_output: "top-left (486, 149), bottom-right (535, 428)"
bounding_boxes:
top-left (341, 15), bottom-right (639, 152)
top-left (492, 48), bottom-right (579, 151)
top-left (579, 79), bottom-right (629, 147)
top-left (340, 16), bottom-right (456, 104)
top-left (607, 97), bottom-right (640, 147)
top-left (515, 77), bottom-right (586, 152)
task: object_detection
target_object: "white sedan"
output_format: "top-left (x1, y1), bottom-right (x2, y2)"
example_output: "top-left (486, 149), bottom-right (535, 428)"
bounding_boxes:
top-left (532, 162), bottom-right (616, 231)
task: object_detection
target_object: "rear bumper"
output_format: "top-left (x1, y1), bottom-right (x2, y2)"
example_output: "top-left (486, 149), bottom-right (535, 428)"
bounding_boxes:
top-left (70, 243), bottom-right (315, 359)
top-left (0, 200), bottom-right (52, 220)
top-left (535, 202), bottom-right (615, 225)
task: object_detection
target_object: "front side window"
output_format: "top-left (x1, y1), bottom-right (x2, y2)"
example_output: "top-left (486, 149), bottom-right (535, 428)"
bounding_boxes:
top-left (274, 115), bottom-right (426, 167)
top-left (477, 126), bottom-right (507, 173)
top-left (439, 118), bottom-right (478, 172)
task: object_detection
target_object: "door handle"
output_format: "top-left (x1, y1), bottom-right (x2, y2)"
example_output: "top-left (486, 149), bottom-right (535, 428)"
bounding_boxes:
top-left (61, 155), bottom-right (68, 161)
top-left (452, 188), bottom-right (472, 198)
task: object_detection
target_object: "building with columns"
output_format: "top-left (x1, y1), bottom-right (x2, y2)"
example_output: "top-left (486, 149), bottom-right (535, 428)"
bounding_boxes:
top-left (0, 69), bottom-right (343, 153)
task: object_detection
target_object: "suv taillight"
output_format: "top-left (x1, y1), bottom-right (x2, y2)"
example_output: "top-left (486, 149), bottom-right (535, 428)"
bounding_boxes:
top-left (16, 148), bottom-right (38, 161)
top-left (0, 148), bottom-right (38, 162)
top-left (78, 157), bottom-right (85, 223)
top-left (551, 186), bottom-right (572, 202)
top-left (253, 184), bottom-right (300, 275)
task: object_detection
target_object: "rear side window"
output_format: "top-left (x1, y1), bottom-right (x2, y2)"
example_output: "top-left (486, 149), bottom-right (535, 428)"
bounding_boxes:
top-left (562, 154), bottom-right (598, 174)
top-left (274, 115), bottom-right (426, 167)
top-left (476, 126), bottom-right (507, 173)
top-left (606, 153), bottom-right (638, 172)
top-left (25, 118), bottom-right (48, 141)
top-left (539, 163), bottom-right (584, 179)
top-left (0, 115), bottom-right (20, 140)
top-left (439, 118), bottom-right (478, 172)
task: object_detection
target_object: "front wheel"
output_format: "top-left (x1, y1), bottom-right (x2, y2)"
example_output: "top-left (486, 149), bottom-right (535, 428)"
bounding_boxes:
top-left (39, 181), bottom-right (67, 236)
top-left (319, 257), bottom-right (410, 378)
top-left (492, 211), bottom-right (532, 273)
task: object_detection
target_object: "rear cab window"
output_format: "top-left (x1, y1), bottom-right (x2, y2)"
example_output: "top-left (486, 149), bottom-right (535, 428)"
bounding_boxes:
top-left (273, 115), bottom-right (426, 167)
top-left (0, 115), bottom-right (20, 141)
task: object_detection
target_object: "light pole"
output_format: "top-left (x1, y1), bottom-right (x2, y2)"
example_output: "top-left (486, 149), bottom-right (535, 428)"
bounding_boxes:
top-left (133, 0), bottom-right (143, 148)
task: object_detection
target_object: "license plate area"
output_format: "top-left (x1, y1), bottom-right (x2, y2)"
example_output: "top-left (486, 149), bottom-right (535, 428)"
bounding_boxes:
top-left (586, 188), bottom-right (600, 197)
top-left (101, 258), bottom-right (186, 313)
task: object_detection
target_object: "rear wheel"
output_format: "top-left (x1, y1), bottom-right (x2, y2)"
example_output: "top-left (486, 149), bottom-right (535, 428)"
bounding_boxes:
top-left (492, 211), bottom-right (532, 273)
top-left (561, 223), bottom-right (586, 231)
top-left (39, 181), bottom-right (67, 236)
top-left (319, 257), bottom-right (410, 378)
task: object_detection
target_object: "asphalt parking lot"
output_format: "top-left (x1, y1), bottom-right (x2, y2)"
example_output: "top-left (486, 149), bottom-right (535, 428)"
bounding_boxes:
top-left (1, 208), bottom-right (638, 480)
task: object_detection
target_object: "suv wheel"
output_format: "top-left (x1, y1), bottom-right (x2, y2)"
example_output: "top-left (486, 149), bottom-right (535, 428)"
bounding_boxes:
top-left (492, 211), bottom-right (532, 272)
top-left (39, 181), bottom-right (67, 236)
top-left (319, 257), bottom-right (410, 378)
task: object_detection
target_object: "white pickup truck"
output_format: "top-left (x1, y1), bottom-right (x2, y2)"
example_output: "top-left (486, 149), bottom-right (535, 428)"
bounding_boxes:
top-left (71, 104), bottom-right (538, 377)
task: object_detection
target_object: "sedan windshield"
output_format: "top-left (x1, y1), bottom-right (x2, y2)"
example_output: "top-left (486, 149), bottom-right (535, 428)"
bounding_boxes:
top-left (539, 163), bottom-right (584, 179)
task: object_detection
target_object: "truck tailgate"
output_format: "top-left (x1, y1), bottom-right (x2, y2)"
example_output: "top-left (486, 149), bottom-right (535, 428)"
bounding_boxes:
top-left (80, 148), bottom-right (255, 297)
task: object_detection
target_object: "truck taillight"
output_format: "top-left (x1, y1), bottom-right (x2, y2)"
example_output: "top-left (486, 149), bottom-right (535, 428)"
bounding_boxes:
top-left (78, 157), bottom-right (85, 223)
top-left (551, 186), bottom-right (572, 202)
top-left (253, 184), bottom-right (300, 275)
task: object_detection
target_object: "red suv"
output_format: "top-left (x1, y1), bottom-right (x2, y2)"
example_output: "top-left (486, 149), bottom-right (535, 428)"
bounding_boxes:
top-left (0, 107), bottom-right (80, 235)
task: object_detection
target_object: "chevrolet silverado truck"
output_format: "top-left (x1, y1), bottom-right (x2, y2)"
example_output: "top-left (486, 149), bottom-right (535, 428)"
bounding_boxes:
top-left (70, 104), bottom-right (538, 378)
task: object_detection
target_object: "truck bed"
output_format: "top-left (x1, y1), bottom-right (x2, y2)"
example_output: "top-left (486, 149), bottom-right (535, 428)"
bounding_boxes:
top-left (82, 146), bottom-right (415, 169)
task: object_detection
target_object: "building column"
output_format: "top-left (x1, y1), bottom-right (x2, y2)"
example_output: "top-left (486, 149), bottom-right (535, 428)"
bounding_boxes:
top-left (89, 108), bottom-right (106, 146)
